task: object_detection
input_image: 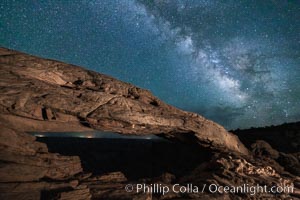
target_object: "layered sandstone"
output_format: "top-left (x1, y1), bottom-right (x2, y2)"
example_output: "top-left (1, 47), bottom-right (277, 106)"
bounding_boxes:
top-left (0, 47), bottom-right (248, 155)
top-left (0, 47), bottom-right (299, 200)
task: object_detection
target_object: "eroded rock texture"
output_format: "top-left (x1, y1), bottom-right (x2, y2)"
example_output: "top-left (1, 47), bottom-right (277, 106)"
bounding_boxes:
top-left (0, 47), bottom-right (248, 155)
top-left (0, 47), bottom-right (299, 200)
top-left (0, 123), bottom-right (89, 199)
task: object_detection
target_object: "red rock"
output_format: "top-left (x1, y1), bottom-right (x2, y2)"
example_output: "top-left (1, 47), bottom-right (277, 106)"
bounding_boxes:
top-left (0, 47), bottom-right (248, 155)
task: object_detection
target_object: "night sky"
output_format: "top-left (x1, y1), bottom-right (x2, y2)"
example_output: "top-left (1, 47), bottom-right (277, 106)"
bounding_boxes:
top-left (1, 0), bottom-right (300, 129)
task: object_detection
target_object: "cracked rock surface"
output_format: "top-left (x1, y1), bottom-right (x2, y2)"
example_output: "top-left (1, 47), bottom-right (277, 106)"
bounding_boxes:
top-left (0, 47), bottom-right (248, 155)
top-left (0, 47), bottom-right (299, 200)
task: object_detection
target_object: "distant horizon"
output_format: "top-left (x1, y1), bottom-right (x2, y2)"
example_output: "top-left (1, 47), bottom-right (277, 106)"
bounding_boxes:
top-left (27, 120), bottom-right (300, 139)
top-left (29, 131), bottom-right (164, 140)
top-left (1, 45), bottom-right (299, 130)
top-left (1, 0), bottom-right (299, 129)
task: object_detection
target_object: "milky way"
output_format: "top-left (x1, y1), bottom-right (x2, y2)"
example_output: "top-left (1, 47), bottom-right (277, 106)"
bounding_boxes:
top-left (1, 0), bottom-right (300, 129)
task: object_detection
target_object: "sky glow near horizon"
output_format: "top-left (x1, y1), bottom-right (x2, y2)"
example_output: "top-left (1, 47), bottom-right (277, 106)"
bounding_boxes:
top-left (1, 0), bottom-right (300, 129)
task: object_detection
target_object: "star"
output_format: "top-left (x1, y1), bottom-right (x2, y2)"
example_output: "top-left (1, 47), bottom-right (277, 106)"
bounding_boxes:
top-left (0, 0), bottom-right (299, 129)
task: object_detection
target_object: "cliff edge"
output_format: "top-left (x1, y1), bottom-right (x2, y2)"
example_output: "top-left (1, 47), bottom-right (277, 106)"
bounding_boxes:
top-left (0, 47), bottom-right (248, 155)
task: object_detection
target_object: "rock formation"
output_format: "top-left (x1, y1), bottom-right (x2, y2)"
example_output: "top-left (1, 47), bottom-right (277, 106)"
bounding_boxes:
top-left (0, 47), bottom-right (299, 199)
top-left (0, 123), bottom-right (88, 199)
top-left (0, 47), bottom-right (248, 155)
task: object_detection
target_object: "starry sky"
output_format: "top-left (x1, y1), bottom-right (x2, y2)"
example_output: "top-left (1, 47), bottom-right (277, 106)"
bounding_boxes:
top-left (1, 0), bottom-right (300, 129)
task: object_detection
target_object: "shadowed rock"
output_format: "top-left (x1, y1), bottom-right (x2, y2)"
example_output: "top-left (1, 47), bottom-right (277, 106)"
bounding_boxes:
top-left (1, 47), bottom-right (299, 200)
top-left (0, 124), bottom-right (82, 182)
top-left (0, 123), bottom-right (89, 199)
top-left (0, 47), bottom-right (248, 155)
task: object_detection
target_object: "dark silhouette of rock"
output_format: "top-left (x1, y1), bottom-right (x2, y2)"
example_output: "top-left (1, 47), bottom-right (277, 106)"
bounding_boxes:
top-left (234, 123), bottom-right (300, 177)
top-left (36, 137), bottom-right (213, 180)
top-left (278, 152), bottom-right (300, 176)
top-left (0, 47), bottom-right (299, 199)
top-left (0, 123), bottom-right (89, 199)
top-left (0, 124), bottom-right (82, 182)
top-left (234, 122), bottom-right (300, 153)
top-left (251, 140), bottom-right (279, 159)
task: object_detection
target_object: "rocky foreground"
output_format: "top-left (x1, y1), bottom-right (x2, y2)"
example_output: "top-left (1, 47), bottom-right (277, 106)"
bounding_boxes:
top-left (0, 47), bottom-right (299, 199)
